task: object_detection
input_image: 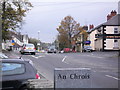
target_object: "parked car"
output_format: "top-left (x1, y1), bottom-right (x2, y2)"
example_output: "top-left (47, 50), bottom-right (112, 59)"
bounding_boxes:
top-left (0, 53), bottom-right (8, 59)
top-left (20, 43), bottom-right (36, 55)
top-left (47, 48), bottom-right (57, 53)
top-left (83, 46), bottom-right (92, 52)
top-left (1, 59), bottom-right (40, 90)
top-left (63, 48), bottom-right (71, 53)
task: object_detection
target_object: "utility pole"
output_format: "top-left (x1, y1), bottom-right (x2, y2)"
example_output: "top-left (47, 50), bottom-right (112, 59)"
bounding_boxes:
top-left (0, 1), bottom-right (2, 52)
top-left (80, 34), bottom-right (84, 53)
top-left (37, 31), bottom-right (40, 52)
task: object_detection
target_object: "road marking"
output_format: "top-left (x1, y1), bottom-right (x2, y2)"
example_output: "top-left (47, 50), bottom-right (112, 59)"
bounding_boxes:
top-left (39, 55), bottom-right (45, 57)
top-left (62, 56), bottom-right (67, 62)
top-left (31, 55), bottom-right (45, 59)
top-left (84, 55), bottom-right (103, 58)
top-left (62, 56), bottom-right (69, 64)
top-left (31, 55), bottom-right (38, 58)
top-left (105, 75), bottom-right (119, 80)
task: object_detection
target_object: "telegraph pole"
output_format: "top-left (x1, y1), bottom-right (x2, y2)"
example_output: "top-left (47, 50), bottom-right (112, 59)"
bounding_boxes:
top-left (80, 34), bottom-right (84, 53)
top-left (0, 1), bottom-right (2, 52)
top-left (37, 31), bottom-right (40, 52)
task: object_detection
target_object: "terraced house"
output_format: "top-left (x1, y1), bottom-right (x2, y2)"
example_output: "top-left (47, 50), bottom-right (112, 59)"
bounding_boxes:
top-left (89, 10), bottom-right (120, 51)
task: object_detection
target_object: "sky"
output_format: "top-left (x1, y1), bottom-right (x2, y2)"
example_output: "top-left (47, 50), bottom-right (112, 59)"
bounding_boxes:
top-left (20, 0), bottom-right (119, 43)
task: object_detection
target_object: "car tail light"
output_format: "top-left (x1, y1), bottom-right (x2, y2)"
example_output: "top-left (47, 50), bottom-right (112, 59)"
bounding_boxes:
top-left (23, 47), bottom-right (26, 49)
top-left (34, 48), bottom-right (36, 50)
top-left (36, 73), bottom-right (40, 79)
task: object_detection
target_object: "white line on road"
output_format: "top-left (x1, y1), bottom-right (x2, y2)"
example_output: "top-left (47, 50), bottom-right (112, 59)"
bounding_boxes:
top-left (31, 55), bottom-right (45, 59)
top-left (62, 56), bottom-right (69, 64)
top-left (62, 56), bottom-right (67, 62)
top-left (85, 55), bottom-right (103, 58)
top-left (105, 75), bottom-right (119, 80)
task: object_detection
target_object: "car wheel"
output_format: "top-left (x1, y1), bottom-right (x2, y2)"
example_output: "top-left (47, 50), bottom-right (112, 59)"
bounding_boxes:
top-left (21, 52), bottom-right (24, 55)
top-left (32, 52), bottom-right (35, 55)
top-left (33, 53), bottom-right (36, 55)
top-left (19, 86), bottom-right (29, 90)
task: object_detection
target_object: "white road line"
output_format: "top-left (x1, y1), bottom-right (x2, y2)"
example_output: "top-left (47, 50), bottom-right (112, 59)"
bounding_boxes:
top-left (64, 61), bottom-right (69, 64)
top-left (31, 55), bottom-right (45, 59)
top-left (85, 55), bottom-right (103, 58)
top-left (105, 75), bottom-right (119, 80)
top-left (38, 56), bottom-right (45, 58)
top-left (31, 55), bottom-right (38, 59)
top-left (62, 56), bottom-right (69, 64)
top-left (62, 56), bottom-right (67, 62)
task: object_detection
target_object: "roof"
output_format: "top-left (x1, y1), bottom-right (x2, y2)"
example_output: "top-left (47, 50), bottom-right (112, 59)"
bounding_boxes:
top-left (103, 14), bottom-right (120, 26)
top-left (88, 14), bottom-right (120, 33)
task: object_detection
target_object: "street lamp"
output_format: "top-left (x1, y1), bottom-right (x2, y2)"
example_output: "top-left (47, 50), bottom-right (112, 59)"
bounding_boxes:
top-left (38, 31), bottom-right (40, 40)
top-left (37, 31), bottom-right (40, 52)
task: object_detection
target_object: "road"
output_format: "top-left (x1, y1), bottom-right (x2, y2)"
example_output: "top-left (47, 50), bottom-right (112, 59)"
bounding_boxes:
top-left (5, 50), bottom-right (119, 88)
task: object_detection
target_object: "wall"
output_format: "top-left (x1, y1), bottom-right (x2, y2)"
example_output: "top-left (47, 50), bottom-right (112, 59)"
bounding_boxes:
top-left (105, 26), bottom-right (120, 50)
top-left (13, 37), bottom-right (23, 46)
top-left (89, 30), bottom-right (97, 50)
top-left (23, 35), bottom-right (28, 44)
top-left (95, 39), bottom-right (102, 51)
top-left (105, 39), bottom-right (114, 50)
top-left (105, 26), bottom-right (114, 34)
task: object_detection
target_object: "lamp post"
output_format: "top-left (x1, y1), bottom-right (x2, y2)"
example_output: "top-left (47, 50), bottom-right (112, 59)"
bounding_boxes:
top-left (80, 34), bottom-right (84, 53)
top-left (37, 31), bottom-right (40, 52)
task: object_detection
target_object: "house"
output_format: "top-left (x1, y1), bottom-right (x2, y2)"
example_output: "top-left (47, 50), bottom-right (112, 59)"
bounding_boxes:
top-left (88, 10), bottom-right (120, 51)
top-left (71, 27), bottom-right (88, 52)
top-left (2, 31), bottom-right (29, 51)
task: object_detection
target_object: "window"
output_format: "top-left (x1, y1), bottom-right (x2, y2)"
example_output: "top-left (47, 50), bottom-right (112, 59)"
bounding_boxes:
top-left (114, 28), bottom-right (118, 34)
top-left (2, 63), bottom-right (25, 76)
top-left (114, 28), bottom-right (118, 30)
top-left (26, 44), bottom-right (34, 47)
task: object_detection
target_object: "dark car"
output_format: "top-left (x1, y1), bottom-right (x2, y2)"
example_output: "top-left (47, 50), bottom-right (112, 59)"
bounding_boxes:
top-left (1, 59), bottom-right (40, 90)
top-left (83, 46), bottom-right (93, 52)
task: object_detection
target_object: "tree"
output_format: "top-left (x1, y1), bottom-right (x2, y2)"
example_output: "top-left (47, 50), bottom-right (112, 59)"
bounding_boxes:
top-left (0, 2), bottom-right (2, 51)
top-left (28, 38), bottom-right (40, 49)
top-left (1, 0), bottom-right (33, 40)
top-left (57, 15), bottom-right (80, 49)
top-left (57, 33), bottom-right (69, 50)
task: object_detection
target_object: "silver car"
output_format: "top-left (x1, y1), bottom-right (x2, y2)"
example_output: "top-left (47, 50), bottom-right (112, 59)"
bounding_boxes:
top-left (20, 43), bottom-right (36, 55)
top-left (83, 46), bottom-right (92, 52)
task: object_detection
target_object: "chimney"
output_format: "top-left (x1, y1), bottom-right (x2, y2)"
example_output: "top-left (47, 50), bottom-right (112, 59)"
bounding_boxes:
top-left (111, 10), bottom-right (117, 17)
top-left (107, 14), bottom-right (112, 21)
top-left (92, 24), bottom-right (94, 28)
top-left (107, 10), bottom-right (117, 21)
top-left (89, 24), bottom-right (94, 30)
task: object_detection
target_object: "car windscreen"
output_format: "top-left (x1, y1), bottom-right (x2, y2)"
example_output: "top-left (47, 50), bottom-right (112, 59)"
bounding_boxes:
top-left (2, 63), bottom-right (25, 76)
top-left (84, 46), bottom-right (91, 48)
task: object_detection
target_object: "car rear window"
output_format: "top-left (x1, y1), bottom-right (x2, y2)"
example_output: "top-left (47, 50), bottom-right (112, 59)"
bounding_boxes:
top-left (2, 63), bottom-right (25, 76)
top-left (26, 44), bottom-right (34, 47)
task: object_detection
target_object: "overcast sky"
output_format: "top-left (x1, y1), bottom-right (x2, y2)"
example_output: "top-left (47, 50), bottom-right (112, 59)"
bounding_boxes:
top-left (20, 0), bottom-right (119, 43)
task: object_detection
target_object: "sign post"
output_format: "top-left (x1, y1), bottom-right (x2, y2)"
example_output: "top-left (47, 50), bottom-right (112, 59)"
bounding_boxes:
top-left (11, 40), bottom-right (15, 46)
top-left (37, 43), bottom-right (40, 52)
